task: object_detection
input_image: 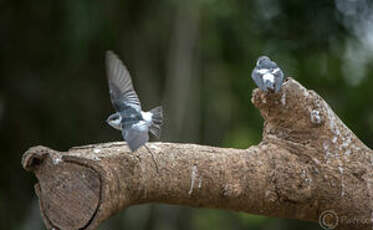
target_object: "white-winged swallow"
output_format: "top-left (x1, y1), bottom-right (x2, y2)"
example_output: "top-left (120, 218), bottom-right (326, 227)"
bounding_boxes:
top-left (251, 56), bottom-right (284, 93)
top-left (105, 51), bottom-right (163, 152)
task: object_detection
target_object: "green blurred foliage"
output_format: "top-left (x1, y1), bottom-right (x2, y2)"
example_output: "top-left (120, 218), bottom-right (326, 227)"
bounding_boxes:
top-left (1, 0), bottom-right (372, 229)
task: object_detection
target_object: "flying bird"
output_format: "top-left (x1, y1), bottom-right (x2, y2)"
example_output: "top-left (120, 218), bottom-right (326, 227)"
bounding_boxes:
top-left (251, 56), bottom-right (284, 93)
top-left (105, 50), bottom-right (163, 152)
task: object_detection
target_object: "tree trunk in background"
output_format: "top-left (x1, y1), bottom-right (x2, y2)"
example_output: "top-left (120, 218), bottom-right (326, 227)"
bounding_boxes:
top-left (164, 1), bottom-right (201, 142)
top-left (22, 78), bottom-right (373, 230)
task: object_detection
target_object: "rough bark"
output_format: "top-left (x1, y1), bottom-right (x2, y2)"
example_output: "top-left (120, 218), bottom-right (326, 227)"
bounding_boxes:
top-left (22, 78), bottom-right (373, 230)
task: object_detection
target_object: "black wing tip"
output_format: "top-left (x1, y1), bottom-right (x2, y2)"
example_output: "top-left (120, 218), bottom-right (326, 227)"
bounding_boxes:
top-left (105, 50), bottom-right (127, 71)
top-left (105, 50), bottom-right (126, 78)
top-left (106, 50), bottom-right (115, 56)
top-left (106, 50), bottom-right (117, 62)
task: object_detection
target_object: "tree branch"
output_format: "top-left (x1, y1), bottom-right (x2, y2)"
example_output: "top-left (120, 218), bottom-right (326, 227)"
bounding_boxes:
top-left (22, 78), bottom-right (373, 230)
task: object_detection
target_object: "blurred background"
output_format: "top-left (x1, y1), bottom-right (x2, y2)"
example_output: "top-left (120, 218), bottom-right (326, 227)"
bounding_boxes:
top-left (1, 0), bottom-right (373, 229)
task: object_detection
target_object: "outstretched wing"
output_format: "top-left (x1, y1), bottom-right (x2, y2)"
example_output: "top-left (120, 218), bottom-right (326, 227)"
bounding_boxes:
top-left (251, 67), bottom-right (265, 91)
top-left (106, 51), bottom-right (141, 112)
top-left (122, 125), bottom-right (149, 152)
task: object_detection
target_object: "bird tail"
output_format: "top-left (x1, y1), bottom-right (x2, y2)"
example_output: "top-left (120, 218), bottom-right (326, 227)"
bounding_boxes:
top-left (149, 106), bottom-right (163, 138)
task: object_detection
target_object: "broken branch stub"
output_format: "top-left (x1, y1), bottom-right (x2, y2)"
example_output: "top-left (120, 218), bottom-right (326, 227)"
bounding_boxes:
top-left (22, 78), bottom-right (373, 230)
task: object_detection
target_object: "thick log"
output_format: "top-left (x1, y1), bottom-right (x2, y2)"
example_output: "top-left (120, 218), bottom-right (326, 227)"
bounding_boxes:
top-left (22, 78), bottom-right (373, 229)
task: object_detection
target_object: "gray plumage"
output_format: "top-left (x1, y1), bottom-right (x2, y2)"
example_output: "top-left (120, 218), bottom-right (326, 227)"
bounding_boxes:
top-left (105, 51), bottom-right (163, 152)
top-left (251, 56), bottom-right (284, 93)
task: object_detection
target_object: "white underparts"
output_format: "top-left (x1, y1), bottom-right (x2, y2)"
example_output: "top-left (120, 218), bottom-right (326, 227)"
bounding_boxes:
top-left (109, 115), bottom-right (122, 130)
top-left (257, 69), bottom-right (269, 74)
top-left (113, 117), bottom-right (122, 125)
top-left (141, 111), bottom-right (153, 123)
top-left (133, 120), bottom-right (149, 131)
top-left (263, 73), bottom-right (275, 83)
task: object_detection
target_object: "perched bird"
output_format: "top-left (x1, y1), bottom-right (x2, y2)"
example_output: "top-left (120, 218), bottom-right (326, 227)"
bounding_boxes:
top-left (251, 56), bottom-right (284, 93)
top-left (105, 50), bottom-right (163, 152)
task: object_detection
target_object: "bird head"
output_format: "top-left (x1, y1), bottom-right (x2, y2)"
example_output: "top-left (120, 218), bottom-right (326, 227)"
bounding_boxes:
top-left (106, 113), bottom-right (122, 130)
top-left (256, 56), bottom-right (277, 69)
